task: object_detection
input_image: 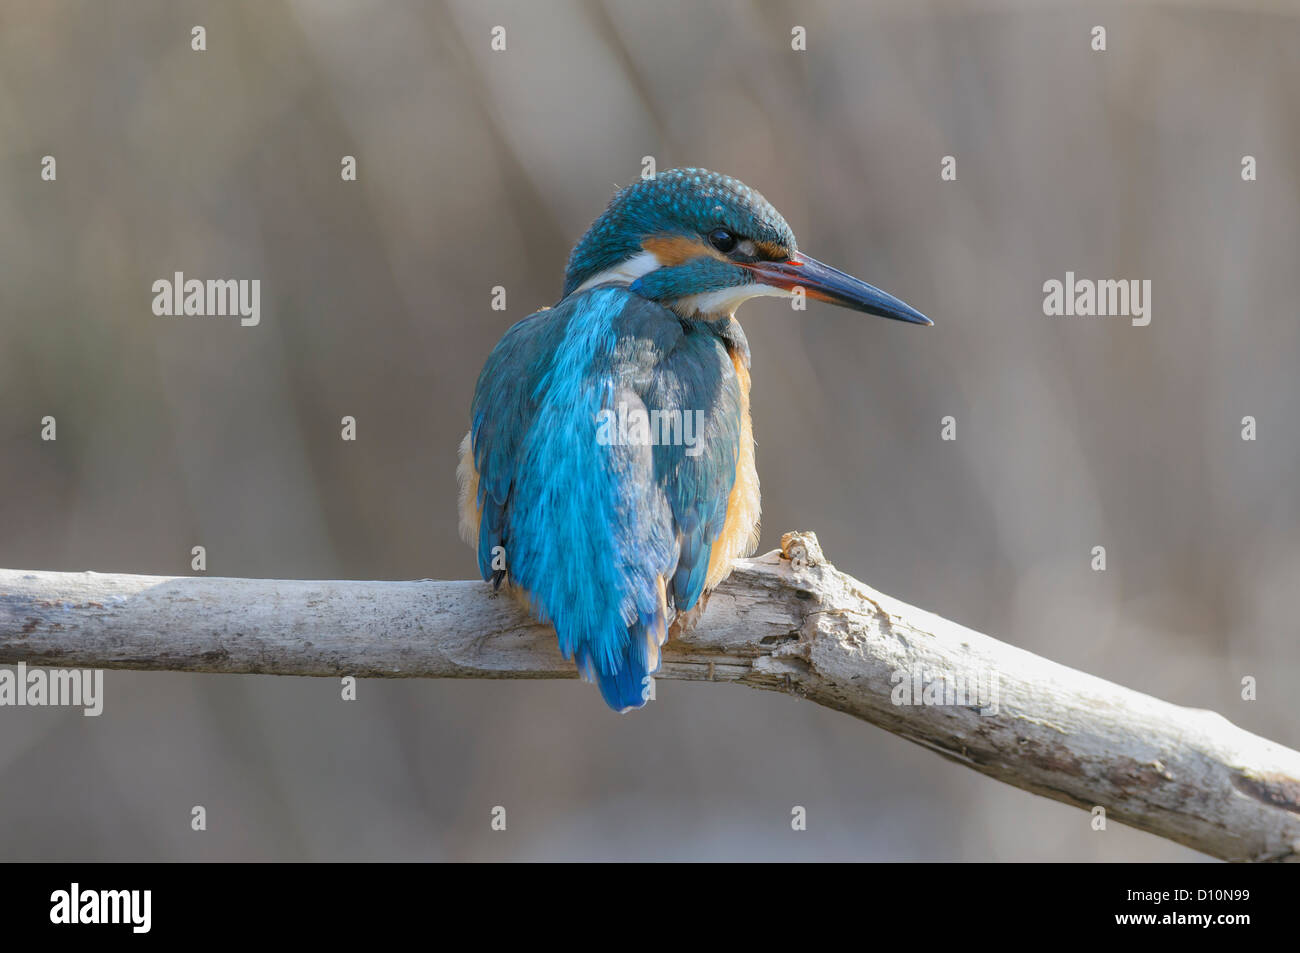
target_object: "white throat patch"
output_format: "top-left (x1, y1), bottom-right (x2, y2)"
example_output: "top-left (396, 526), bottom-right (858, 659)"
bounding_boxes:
top-left (673, 282), bottom-right (794, 318)
top-left (570, 250), bottom-right (661, 295)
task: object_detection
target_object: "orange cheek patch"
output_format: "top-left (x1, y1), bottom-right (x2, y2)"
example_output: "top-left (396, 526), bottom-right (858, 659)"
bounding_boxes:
top-left (642, 233), bottom-right (717, 267)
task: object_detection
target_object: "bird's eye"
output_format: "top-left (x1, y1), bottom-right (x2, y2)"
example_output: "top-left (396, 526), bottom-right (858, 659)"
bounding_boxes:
top-left (708, 228), bottom-right (738, 254)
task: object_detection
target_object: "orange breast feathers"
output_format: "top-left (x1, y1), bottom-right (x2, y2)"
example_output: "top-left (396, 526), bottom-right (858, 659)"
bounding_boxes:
top-left (704, 353), bottom-right (761, 591)
top-left (456, 431), bottom-right (481, 548)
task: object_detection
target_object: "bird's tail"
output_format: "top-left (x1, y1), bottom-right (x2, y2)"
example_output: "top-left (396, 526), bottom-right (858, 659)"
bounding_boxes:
top-left (576, 598), bottom-right (670, 713)
top-left (586, 648), bottom-right (652, 712)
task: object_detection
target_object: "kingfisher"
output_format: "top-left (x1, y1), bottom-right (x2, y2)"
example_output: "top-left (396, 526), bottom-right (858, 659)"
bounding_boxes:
top-left (458, 168), bottom-right (930, 711)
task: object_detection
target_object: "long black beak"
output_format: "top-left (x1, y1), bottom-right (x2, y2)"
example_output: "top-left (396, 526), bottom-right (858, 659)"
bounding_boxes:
top-left (745, 252), bottom-right (932, 326)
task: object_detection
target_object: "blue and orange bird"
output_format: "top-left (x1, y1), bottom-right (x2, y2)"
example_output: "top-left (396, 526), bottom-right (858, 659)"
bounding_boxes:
top-left (458, 169), bottom-right (930, 711)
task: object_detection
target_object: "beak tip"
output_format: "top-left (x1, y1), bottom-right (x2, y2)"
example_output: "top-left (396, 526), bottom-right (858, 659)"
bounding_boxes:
top-left (886, 303), bottom-right (933, 327)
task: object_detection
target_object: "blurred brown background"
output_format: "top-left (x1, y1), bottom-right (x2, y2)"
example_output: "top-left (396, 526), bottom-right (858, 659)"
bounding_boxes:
top-left (1, 0), bottom-right (1297, 860)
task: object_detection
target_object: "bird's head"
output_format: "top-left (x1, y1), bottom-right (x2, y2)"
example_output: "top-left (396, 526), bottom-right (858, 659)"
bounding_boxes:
top-left (562, 168), bottom-right (931, 325)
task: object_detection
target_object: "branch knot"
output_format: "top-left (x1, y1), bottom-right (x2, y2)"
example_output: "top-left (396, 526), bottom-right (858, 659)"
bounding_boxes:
top-left (780, 531), bottom-right (825, 571)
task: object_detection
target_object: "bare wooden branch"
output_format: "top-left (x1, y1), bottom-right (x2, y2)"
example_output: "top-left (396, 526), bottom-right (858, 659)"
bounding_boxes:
top-left (1, 530), bottom-right (1297, 862)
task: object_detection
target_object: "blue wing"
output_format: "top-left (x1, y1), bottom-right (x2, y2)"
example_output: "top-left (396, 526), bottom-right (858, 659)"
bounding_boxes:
top-left (463, 286), bottom-right (744, 710)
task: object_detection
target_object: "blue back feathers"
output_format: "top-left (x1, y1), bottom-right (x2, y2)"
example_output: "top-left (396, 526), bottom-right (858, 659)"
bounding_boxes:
top-left (469, 287), bottom-right (746, 711)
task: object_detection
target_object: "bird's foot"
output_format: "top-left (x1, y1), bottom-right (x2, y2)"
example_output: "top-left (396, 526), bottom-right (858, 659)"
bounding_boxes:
top-left (668, 589), bottom-right (712, 638)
